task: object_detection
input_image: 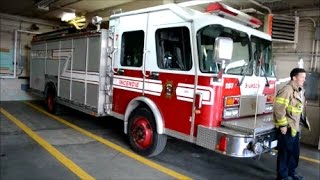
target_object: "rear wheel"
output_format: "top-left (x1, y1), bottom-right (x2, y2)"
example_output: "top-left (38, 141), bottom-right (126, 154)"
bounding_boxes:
top-left (45, 88), bottom-right (57, 114)
top-left (128, 108), bottom-right (167, 157)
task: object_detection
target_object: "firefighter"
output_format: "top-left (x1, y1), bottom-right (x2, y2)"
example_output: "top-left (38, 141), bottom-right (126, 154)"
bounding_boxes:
top-left (274, 68), bottom-right (309, 180)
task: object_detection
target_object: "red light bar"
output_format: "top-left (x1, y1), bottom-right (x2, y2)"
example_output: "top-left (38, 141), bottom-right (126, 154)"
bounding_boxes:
top-left (205, 2), bottom-right (263, 28)
top-left (206, 3), bottom-right (237, 16)
top-left (250, 17), bottom-right (263, 26)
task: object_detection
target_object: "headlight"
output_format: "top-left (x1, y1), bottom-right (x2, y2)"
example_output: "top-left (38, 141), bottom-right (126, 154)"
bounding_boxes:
top-left (223, 108), bottom-right (239, 118)
top-left (252, 142), bottom-right (263, 154)
top-left (266, 94), bottom-right (274, 103)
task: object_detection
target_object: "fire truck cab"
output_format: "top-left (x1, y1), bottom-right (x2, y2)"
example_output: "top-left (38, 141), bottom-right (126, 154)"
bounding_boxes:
top-left (30, 2), bottom-right (277, 158)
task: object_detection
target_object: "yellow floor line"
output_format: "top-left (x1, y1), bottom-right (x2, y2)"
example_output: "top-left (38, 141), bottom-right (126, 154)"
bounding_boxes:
top-left (299, 156), bottom-right (320, 164)
top-left (24, 102), bottom-right (192, 180)
top-left (0, 107), bottom-right (95, 180)
top-left (272, 149), bottom-right (320, 164)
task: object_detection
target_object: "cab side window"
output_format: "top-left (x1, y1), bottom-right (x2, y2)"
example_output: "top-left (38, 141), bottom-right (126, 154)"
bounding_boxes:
top-left (120, 30), bottom-right (144, 67)
top-left (155, 27), bottom-right (192, 71)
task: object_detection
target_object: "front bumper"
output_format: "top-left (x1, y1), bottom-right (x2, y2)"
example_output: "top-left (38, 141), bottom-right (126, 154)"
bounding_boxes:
top-left (196, 114), bottom-right (277, 157)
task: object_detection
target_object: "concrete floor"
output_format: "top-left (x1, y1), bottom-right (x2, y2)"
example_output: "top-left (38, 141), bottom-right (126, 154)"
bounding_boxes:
top-left (1, 101), bottom-right (319, 180)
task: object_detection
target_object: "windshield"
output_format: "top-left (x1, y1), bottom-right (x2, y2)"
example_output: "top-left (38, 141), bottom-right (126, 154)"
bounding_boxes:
top-left (251, 36), bottom-right (274, 77)
top-left (197, 25), bottom-right (250, 74)
top-left (197, 25), bottom-right (275, 77)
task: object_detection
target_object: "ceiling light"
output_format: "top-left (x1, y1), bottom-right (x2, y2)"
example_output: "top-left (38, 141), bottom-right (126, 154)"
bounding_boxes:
top-left (61, 12), bottom-right (76, 22)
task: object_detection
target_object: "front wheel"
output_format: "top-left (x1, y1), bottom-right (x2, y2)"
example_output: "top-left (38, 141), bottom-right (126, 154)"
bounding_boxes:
top-left (128, 108), bottom-right (167, 157)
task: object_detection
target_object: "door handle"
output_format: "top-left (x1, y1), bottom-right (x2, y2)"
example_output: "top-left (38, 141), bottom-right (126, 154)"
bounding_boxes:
top-left (195, 92), bottom-right (203, 109)
top-left (111, 48), bottom-right (118, 74)
top-left (142, 49), bottom-right (149, 77)
top-left (150, 72), bottom-right (159, 80)
top-left (118, 69), bottom-right (124, 75)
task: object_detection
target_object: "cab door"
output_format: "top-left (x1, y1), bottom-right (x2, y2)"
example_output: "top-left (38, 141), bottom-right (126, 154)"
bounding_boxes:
top-left (144, 23), bottom-right (195, 139)
top-left (112, 14), bottom-right (148, 115)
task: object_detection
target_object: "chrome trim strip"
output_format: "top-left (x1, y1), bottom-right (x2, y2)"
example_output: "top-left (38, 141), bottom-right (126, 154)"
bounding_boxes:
top-left (165, 128), bottom-right (195, 143)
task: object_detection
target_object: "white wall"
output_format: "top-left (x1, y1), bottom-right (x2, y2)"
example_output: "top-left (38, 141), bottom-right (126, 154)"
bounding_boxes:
top-left (0, 79), bottom-right (38, 101)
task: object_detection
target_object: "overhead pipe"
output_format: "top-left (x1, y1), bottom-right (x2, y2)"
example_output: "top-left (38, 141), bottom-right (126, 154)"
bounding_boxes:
top-left (44, 0), bottom-right (83, 16)
top-left (248, 0), bottom-right (272, 37)
top-left (0, 13), bottom-right (60, 28)
top-left (240, 8), bottom-right (264, 15)
top-left (248, 0), bottom-right (271, 14)
top-left (315, 21), bottom-right (320, 72)
top-left (315, 40), bottom-right (319, 71)
top-left (311, 38), bottom-right (316, 71)
top-left (300, 17), bottom-right (317, 71)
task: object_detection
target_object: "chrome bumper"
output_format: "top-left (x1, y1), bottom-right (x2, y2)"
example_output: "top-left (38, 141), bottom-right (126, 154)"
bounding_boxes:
top-left (196, 114), bottom-right (277, 158)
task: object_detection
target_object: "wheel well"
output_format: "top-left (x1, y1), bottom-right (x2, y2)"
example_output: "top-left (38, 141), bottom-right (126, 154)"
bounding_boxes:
top-left (45, 82), bottom-right (56, 97)
top-left (124, 97), bottom-right (164, 135)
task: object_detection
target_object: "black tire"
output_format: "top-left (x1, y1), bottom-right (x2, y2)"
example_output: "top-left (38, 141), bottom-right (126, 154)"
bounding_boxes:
top-left (128, 108), bottom-right (167, 157)
top-left (45, 87), bottom-right (57, 114)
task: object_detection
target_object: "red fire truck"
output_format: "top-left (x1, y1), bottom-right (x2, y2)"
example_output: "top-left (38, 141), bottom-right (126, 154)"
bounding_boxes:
top-left (30, 2), bottom-right (277, 157)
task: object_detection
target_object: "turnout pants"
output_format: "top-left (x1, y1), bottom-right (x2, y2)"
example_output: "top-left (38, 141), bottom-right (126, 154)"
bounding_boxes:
top-left (276, 128), bottom-right (300, 179)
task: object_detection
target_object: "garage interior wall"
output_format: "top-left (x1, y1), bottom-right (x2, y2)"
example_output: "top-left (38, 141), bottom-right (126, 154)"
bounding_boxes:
top-left (272, 9), bottom-right (320, 146)
top-left (0, 16), bottom-right (57, 101)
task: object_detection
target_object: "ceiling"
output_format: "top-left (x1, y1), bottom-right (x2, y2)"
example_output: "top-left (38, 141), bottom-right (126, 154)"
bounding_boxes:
top-left (0, 0), bottom-right (135, 22)
top-left (0, 0), bottom-right (319, 24)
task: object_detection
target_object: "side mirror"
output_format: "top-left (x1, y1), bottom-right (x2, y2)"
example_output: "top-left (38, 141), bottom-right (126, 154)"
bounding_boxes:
top-left (213, 37), bottom-right (233, 65)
